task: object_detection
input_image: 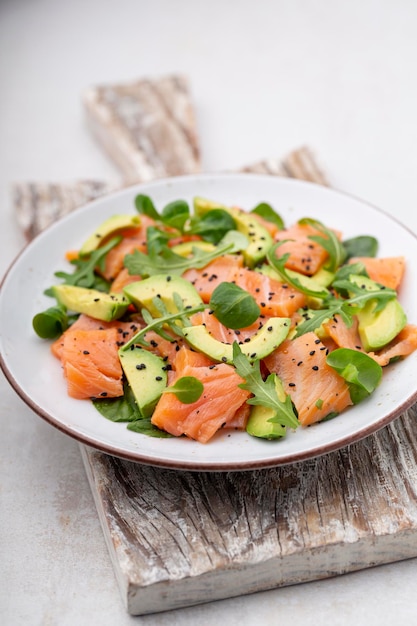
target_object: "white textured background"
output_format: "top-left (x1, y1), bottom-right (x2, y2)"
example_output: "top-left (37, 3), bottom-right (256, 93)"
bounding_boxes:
top-left (1, 1), bottom-right (417, 624)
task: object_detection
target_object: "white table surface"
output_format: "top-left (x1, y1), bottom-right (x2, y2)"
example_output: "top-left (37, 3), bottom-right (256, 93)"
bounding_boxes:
top-left (2, 1), bottom-right (417, 624)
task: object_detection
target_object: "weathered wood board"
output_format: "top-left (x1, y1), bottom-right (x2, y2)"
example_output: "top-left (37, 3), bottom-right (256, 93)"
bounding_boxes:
top-left (80, 404), bottom-right (417, 615)
top-left (83, 74), bottom-right (201, 184)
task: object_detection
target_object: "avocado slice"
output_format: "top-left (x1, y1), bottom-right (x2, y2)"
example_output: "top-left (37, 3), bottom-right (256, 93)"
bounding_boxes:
top-left (171, 240), bottom-right (215, 257)
top-left (79, 214), bottom-right (141, 256)
top-left (246, 376), bottom-right (287, 439)
top-left (52, 285), bottom-right (129, 321)
top-left (118, 346), bottom-right (167, 417)
top-left (348, 274), bottom-right (407, 351)
top-left (194, 197), bottom-right (273, 267)
top-left (183, 317), bottom-right (291, 364)
top-left (357, 298), bottom-right (407, 352)
top-left (123, 274), bottom-right (203, 316)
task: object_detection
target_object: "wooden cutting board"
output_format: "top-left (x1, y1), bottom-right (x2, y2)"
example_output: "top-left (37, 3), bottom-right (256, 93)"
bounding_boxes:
top-left (13, 75), bottom-right (417, 615)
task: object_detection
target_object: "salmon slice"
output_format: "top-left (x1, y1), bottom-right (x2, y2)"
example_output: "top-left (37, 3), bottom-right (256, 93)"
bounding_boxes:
top-left (102, 214), bottom-right (156, 281)
top-left (191, 309), bottom-right (268, 343)
top-left (61, 328), bottom-right (124, 399)
top-left (370, 324), bottom-right (417, 366)
top-left (184, 256), bottom-right (306, 317)
top-left (274, 222), bottom-right (332, 275)
top-left (110, 268), bottom-right (142, 293)
top-left (183, 255), bottom-right (244, 301)
top-left (349, 256), bottom-right (405, 290)
top-left (263, 331), bottom-right (353, 426)
top-left (235, 267), bottom-right (306, 317)
top-left (322, 314), bottom-right (365, 353)
top-left (151, 346), bottom-right (251, 442)
top-left (143, 329), bottom-right (188, 363)
top-left (51, 314), bottom-right (142, 360)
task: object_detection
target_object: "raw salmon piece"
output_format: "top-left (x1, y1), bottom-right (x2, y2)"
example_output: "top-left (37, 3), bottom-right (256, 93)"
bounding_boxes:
top-left (51, 314), bottom-right (142, 360)
top-left (184, 256), bottom-right (306, 317)
top-left (322, 314), bottom-right (365, 353)
top-left (110, 268), bottom-right (142, 293)
top-left (263, 331), bottom-right (353, 426)
top-left (102, 215), bottom-right (156, 281)
top-left (274, 223), bottom-right (331, 275)
top-left (151, 346), bottom-right (250, 442)
top-left (235, 268), bottom-right (306, 317)
top-left (61, 328), bottom-right (124, 399)
top-left (191, 309), bottom-right (268, 343)
top-left (183, 255), bottom-right (243, 301)
top-left (349, 256), bottom-right (405, 290)
top-left (143, 329), bottom-right (188, 364)
top-left (370, 324), bottom-right (417, 366)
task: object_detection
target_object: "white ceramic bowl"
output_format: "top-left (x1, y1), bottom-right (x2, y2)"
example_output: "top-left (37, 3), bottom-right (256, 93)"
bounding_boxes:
top-left (1, 173), bottom-right (417, 470)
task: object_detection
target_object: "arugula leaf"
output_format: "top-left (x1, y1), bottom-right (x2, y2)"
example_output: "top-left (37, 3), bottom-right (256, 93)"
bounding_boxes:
top-left (332, 279), bottom-right (397, 314)
top-left (299, 217), bottom-right (347, 272)
top-left (232, 343), bottom-right (299, 429)
top-left (209, 282), bottom-right (260, 329)
top-left (124, 240), bottom-right (234, 277)
top-left (294, 279), bottom-right (397, 337)
top-left (54, 236), bottom-right (121, 290)
top-left (121, 296), bottom-right (206, 350)
top-left (163, 376), bottom-right (204, 404)
top-left (145, 225), bottom-right (171, 257)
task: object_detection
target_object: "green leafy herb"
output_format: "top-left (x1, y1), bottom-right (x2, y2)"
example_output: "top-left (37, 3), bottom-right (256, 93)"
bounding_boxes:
top-left (343, 235), bottom-right (378, 260)
top-left (121, 295), bottom-right (206, 350)
top-left (299, 217), bottom-right (347, 272)
top-left (188, 209), bottom-right (236, 244)
top-left (93, 385), bottom-right (173, 437)
top-left (209, 282), bottom-right (260, 329)
top-left (54, 236), bottom-right (121, 290)
top-left (163, 376), bottom-right (204, 404)
top-left (32, 305), bottom-right (68, 339)
top-left (145, 226), bottom-right (171, 256)
top-left (251, 202), bottom-right (285, 230)
top-left (134, 194), bottom-right (160, 220)
top-left (326, 348), bottom-right (382, 404)
top-left (266, 242), bottom-right (329, 299)
top-left (93, 384), bottom-right (142, 422)
top-left (233, 343), bottom-right (299, 429)
top-left (124, 240), bottom-right (234, 277)
top-left (161, 199), bottom-right (190, 231)
top-left (294, 279), bottom-right (397, 337)
top-left (332, 278), bottom-right (397, 314)
top-left (127, 418), bottom-right (173, 437)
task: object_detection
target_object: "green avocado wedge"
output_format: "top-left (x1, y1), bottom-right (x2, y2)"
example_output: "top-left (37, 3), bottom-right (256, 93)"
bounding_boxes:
top-left (182, 317), bottom-right (291, 364)
top-left (118, 347), bottom-right (168, 418)
top-left (79, 214), bottom-right (141, 256)
top-left (52, 284), bottom-right (129, 321)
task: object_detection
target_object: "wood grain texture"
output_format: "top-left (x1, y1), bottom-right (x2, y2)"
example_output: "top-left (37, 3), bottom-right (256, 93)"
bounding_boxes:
top-left (13, 179), bottom-right (117, 240)
top-left (241, 146), bottom-right (329, 186)
top-left (83, 74), bottom-right (201, 184)
top-left (81, 405), bottom-right (417, 615)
